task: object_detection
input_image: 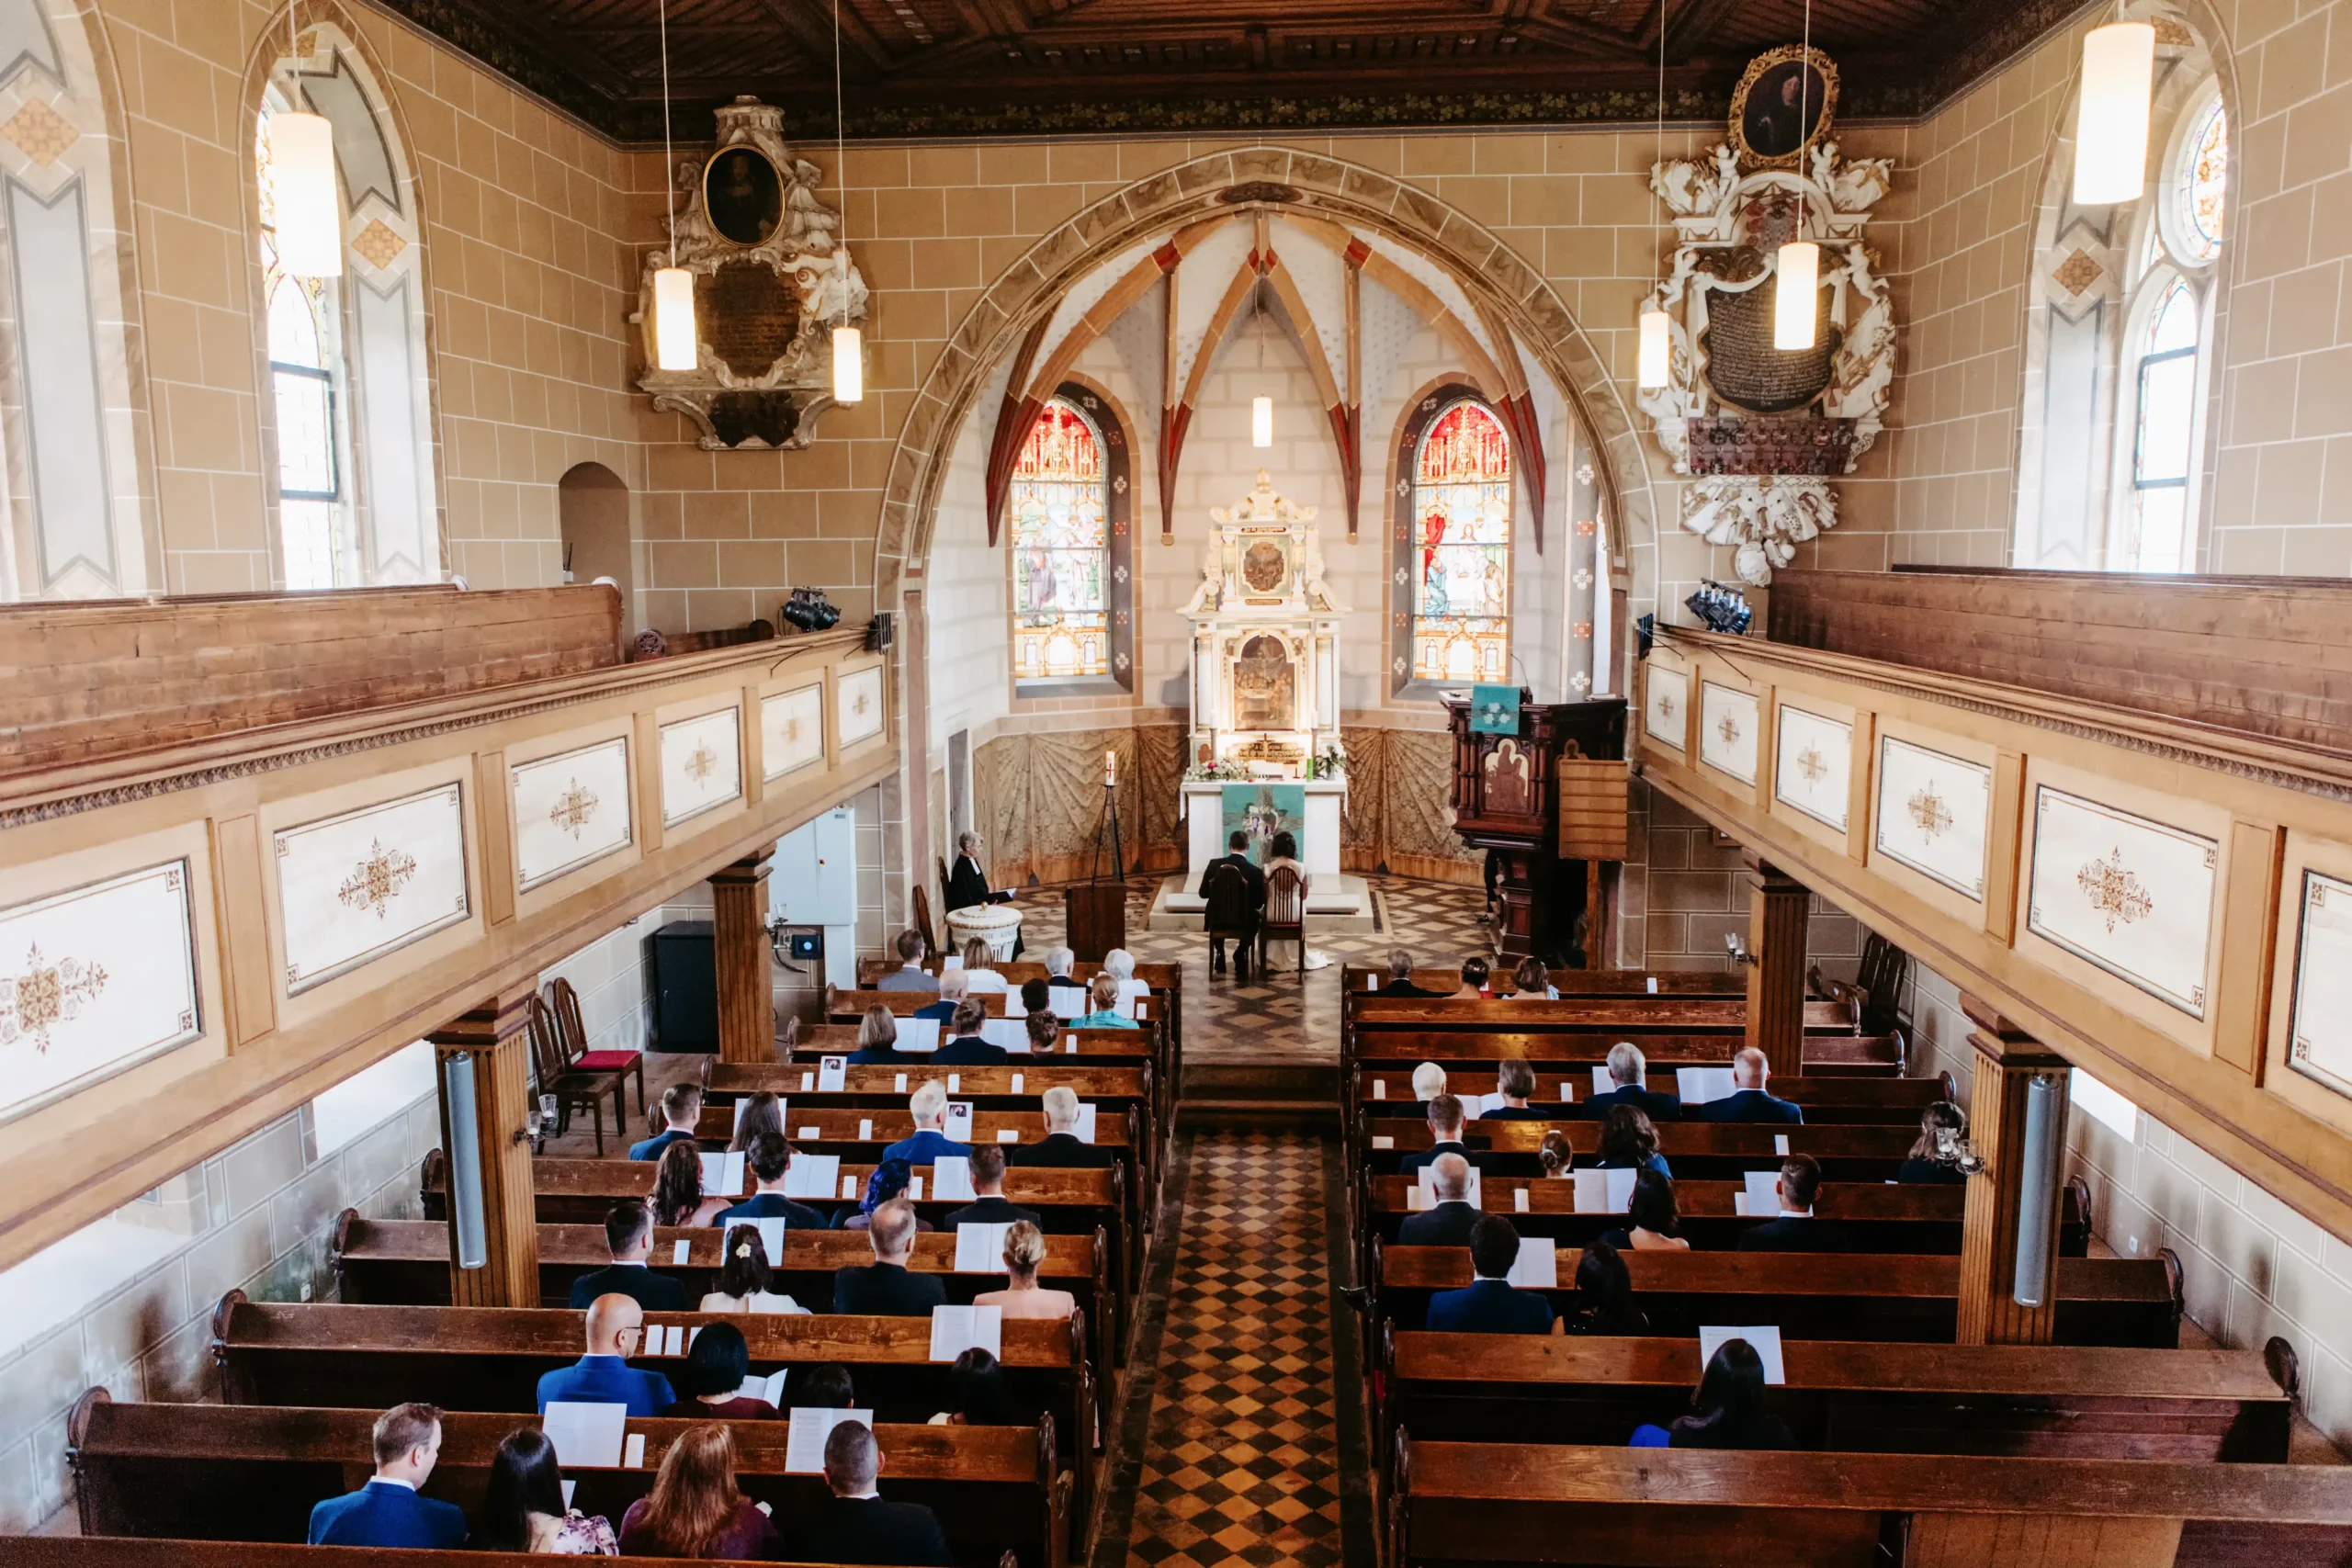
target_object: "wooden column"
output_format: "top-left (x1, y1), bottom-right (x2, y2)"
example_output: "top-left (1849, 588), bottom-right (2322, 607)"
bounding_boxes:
top-left (712, 845), bottom-right (776, 1064)
top-left (1955, 994), bottom-right (2074, 1346)
top-left (1743, 856), bottom-right (1808, 1066)
top-left (429, 984), bottom-right (540, 1308)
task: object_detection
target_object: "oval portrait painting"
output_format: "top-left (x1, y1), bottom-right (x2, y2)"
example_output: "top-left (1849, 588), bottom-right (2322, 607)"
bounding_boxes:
top-left (705, 145), bottom-right (785, 246)
top-left (1731, 47), bottom-right (1838, 167)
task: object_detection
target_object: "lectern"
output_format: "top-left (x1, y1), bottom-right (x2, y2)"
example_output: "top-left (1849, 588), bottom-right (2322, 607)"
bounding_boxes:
top-left (1442, 692), bottom-right (1631, 965)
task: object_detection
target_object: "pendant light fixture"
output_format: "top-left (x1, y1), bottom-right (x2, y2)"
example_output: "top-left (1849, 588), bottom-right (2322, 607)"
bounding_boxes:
top-left (269, 2), bottom-right (342, 279)
top-left (649, 0), bottom-right (696, 371)
top-left (830, 0), bottom-right (864, 404)
top-left (1636, 13), bottom-right (1671, 389)
top-left (1771, 0), bottom-right (1820, 352)
top-left (2074, 6), bottom-right (2156, 205)
top-left (1250, 278), bottom-right (1273, 447)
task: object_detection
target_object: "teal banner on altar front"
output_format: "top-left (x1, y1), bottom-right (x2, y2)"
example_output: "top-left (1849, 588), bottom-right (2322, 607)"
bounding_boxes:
top-left (1220, 783), bottom-right (1306, 865)
top-left (1470, 683), bottom-right (1521, 735)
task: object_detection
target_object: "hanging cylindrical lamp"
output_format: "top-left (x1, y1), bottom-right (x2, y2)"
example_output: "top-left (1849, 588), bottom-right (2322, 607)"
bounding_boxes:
top-left (2074, 19), bottom-right (2156, 205)
top-left (1251, 395), bottom-right (1273, 447)
top-left (828, 3), bottom-right (863, 404)
top-left (652, 267), bottom-right (697, 371)
top-left (269, 107), bottom-right (342, 278)
top-left (1637, 307), bottom-right (1670, 389)
top-left (1773, 240), bottom-right (1820, 351)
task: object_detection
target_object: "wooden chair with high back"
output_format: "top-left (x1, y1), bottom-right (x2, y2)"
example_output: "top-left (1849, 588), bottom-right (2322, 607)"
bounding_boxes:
top-left (1203, 863), bottom-right (1254, 977)
top-left (1260, 864), bottom-right (1306, 979)
top-left (912, 883), bottom-right (941, 959)
top-left (526, 993), bottom-right (624, 1156)
top-left (544, 976), bottom-right (644, 1120)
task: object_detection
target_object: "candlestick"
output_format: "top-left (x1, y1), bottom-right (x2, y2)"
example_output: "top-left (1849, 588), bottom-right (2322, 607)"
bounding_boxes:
top-left (1103, 749), bottom-right (1118, 788)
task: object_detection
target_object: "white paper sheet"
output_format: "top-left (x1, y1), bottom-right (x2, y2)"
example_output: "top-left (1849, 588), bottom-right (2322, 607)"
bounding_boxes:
top-left (673, 1240), bottom-right (692, 1265)
top-left (1074, 1103), bottom-right (1098, 1144)
top-left (623, 1433), bottom-right (646, 1469)
top-left (784, 1406), bottom-right (874, 1473)
top-left (1065, 1038), bottom-right (1078, 1055)
top-left (928, 1303), bottom-right (1003, 1362)
top-left (858, 1119), bottom-right (873, 1141)
top-left (561, 1479), bottom-right (576, 1507)
top-left (841, 1175), bottom-right (860, 1199)
top-left (797, 1125), bottom-right (821, 1140)
top-left (541, 1402), bottom-right (628, 1468)
top-left (933, 1155), bottom-right (976, 1201)
top-left (1646, 976), bottom-right (1658, 994)
top-left (700, 1152), bottom-right (746, 1197)
top-left (1591, 1066), bottom-right (1613, 1097)
top-left (1048, 985), bottom-right (1088, 1017)
top-left (908, 1176), bottom-right (923, 1201)
top-left (946, 1075), bottom-right (961, 1094)
top-left (1559, 1082), bottom-right (1575, 1101)
top-left (1775, 1134), bottom-right (1792, 1156)
top-left (737, 1369), bottom-right (787, 1405)
top-left (1743, 1169), bottom-right (1784, 1216)
top-left (1010, 1073), bottom-right (1025, 1094)
top-left (899, 1018), bottom-right (941, 1053)
top-left (1513, 1187), bottom-right (1529, 1213)
top-left (1571, 1168), bottom-right (1637, 1213)
top-left (818, 1057), bottom-right (846, 1092)
top-left (800, 1071), bottom-right (815, 1091)
top-left (753, 1216), bottom-right (788, 1262)
top-left (895, 1073), bottom-right (910, 1093)
top-left (1372, 1079), bottom-right (1386, 1100)
top-left (944, 1102), bottom-right (975, 1143)
top-left (1370, 1135), bottom-right (1395, 1150)
top-left (955, 1221), bottom-right (1013, 1272)
top-left (1366, 973), bottom-right (1380, 991)
top-left (1405, 1185), bottom-right (1428, 1212)
top-left (943, 955), bottom-right (964, 971)
top-left (783, 1153), bottom-right (841, 1200)
top-left (664, 1325), bottom-right (684, 1356)
top-left (997, 1129), bottom-right (1020, 1143)
top-left (1507, 1238), bottom-right (1558, 1289)
top-left (1698, 1325), bottom-right (1786, 1384)
top-left (1677, 1066), bottom-right (1736, 1105)
top-left (733, 1098), bottom-right (748, 1130)
top-left (1118, 978), bottom-right (1151, 1004)
top-left (982, 1018), bottom-right (1028, 1051)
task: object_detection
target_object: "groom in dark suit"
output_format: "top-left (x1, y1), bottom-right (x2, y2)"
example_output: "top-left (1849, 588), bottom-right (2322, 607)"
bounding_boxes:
top-left (1197, 830), bottom-right (1266, 981)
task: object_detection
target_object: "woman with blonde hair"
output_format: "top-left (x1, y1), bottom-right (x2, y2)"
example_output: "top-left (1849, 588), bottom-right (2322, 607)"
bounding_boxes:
top-left (727, 1092), bottom-right (785, 1155)
top-left (650, 1140), bottom-right (726, 1229)
top-left (959, 937), bottom-right (1009, 995)
top-left (1069, 972), bottom-right (1138, 1030)
top-left (848, 1005), bottom-right (904, 1066)
top-left (974, 1221), bottom-right (1076, 1320)
top-left (616, 1423), bottom-right (778, 1559)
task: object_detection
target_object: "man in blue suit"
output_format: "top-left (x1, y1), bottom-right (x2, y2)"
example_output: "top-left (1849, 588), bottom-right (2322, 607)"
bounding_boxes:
top-left (1399, 1094), bottom-right (1480, 1179)
top-left (933, 998), bottom-right (1009, 1065)
top-left (536, 1293), bottom-right (676, 1416)
top-left (912, 969), bottom-right (969, 1025)
top-left (883, 1078), bottom-right (971, 1165)
top-left (1697, 1048), bottom-right (1805, 1124)
top-left (1427, 1215), bottom-right (1555, 1334)
top-left (628, 1083), bottom-right (703, 1161)
top-left (307, 1402), bottom-right (468, 1547)
top-left (1738, 1154), bottom-right (1854, 1252)
top-left (1583, 1043), bottom-right (1683, 1122)
top-left (568, 1201), bottom-right (688, 1310)
top-left (714, 1132), bottom-right (832, 1229)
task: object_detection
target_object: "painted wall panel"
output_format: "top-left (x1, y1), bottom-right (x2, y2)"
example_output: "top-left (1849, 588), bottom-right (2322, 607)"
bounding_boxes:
top-left (510, 736), bottom-right (632, 891)
top-left (275, 783), bottom-right (469, 995)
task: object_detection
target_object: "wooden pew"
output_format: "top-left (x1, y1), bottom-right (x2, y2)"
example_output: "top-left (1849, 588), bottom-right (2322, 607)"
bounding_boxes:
top-left (1351, 1066), bottom-right (1951, 1125)
top-left (1358, 1117), bottom-right (1927, 1180)
top-left (1348, 996), bottom-right (1856, 1032)
top-left (856, 958), bottom-right (1179, 988)
top-left (705, 1061), bottom-right (1151, 1115)
top-left (1374, 1333), bottom-right (2290, 1463)
top-left (1390, 1438), bottom-right (2352, 1568)
top-left (331, 1213), bottom-right (1119, 1375)
top-left (68, 1391), bottom-right (1071, 1568)
top-left (1349, 1029), bottom-right (1905, 1077)
top-left (790, 1016), bottom-right (1171, 1143)
top-left (1339, 964), bottom-right (1747, 998)
top-left (1, 1545), bottom-right (1020, 1568)
top-left (1373, 1244), bottom-right (2181, 1346)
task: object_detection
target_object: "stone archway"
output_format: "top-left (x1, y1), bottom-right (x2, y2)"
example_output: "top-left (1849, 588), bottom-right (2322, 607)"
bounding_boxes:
top-left (872, 145), bottom-right (1660, 612)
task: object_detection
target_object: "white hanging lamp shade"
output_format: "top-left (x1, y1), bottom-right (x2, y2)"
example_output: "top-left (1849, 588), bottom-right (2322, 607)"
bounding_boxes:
top-left (1637, 307), bottom-right (1671, 389)
top-left (1251, 394), bottom-right (1274, 447)
top-left (832, 322), bottom-right (864, 403)
top-left (1773, 241), bottom-right (1820, 351)
top-left (2074, 20), bottom-right (2156, 205)
top-left (651, 266), bottom-right (697, 371)
top-left (268, 110), bottom-right (343, 278)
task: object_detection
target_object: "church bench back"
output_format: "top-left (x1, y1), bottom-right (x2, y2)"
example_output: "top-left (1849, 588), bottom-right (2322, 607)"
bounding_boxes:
top-left (68, 1393), bottom-right (1067, 1566)
top-left (856, 958), bottom-right (1179, 989)
top-left (1373, 1246), bottom-right (2179, 1346)
top-left (706, 1061), bottom-right (1150, 1107)
top-left (1347, 996), bottom-right (1853, 1031)
top-left (0, 1544), bottom-right (1023, 1568)
top-left (1350, 1066), bottom-right (1949, 1122)
top-left (1358, 1117), bottom-right (1924, 1177)
top-left (689, 1105), bottom-right (1136, 1152)
top-left (828, 991), bottom-right (1167, 1023)
top-left (1348, 1030), bottom-right (1905, 1076)
top-left (1374, 1334), bottom-right (2290, 1464)
top-left (1340, 965), bottom-right (1746, 997)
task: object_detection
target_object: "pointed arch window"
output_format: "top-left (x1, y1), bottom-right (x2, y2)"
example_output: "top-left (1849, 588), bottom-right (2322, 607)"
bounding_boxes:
top-left (1408, 398), bottom-right (1512, 682)
top-left (1009, 387), bottom-right (1132, 694)
top-left (2125, 279), bottom-right (2199, 571)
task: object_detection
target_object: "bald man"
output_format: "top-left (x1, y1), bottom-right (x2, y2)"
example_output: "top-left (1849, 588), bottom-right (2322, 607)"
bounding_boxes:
top-left (1696, 1047), bottom-right (1805, 1125)
top-left (1396, 1152), bottom-right (1483, 1247)
top-left (535, 1292), bottom-right (676, 1416)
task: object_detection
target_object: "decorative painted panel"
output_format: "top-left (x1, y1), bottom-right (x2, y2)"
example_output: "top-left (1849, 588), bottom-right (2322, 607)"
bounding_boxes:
top-left (0, 861), bottom-right (199, 1118)
top-left (2289, 870), bottom-right (2352, 1100)
top-left (1698, 682), bottom-right (1759, 784)
top-left (2027, 786), bottom-right (2217, 1019)
top-left (762, 684), bottom-right (825, 781)
top-left (1773, 705), bottom-right (1852, 830)
top-left (277, 783), bottom-right (469, 995)
top-left (1873, 735), bottom-right (1990, 899)
top-left (1643, 666), bottom-right (1688, 750)
top-left (660, 706), bottom-right (743, 828)
top-left (511, 737), bottom-right (632, 892)
top-left (838, 667), bottom-right (885, 748)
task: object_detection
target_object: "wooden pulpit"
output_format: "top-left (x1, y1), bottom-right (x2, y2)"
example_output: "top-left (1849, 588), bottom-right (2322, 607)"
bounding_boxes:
top-left (1442, 692), bottom-right (1631, 966)
top-left (1063, 881), bottom-right (1126, 964)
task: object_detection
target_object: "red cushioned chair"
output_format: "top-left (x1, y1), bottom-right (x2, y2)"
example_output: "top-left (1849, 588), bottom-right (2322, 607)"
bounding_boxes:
top-left (545, 976), bottom-right (644, 1122)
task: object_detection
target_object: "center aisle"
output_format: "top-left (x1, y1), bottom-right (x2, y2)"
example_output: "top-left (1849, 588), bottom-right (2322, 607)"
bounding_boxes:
top-left (1094, 1126), bottom-right (1369, 1568)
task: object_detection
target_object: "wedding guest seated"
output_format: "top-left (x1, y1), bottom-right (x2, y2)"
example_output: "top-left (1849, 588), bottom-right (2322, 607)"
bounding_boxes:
top-left (959, 938), bottom-right (1010, 995)
top-left (1450, 956), bottom-right (1492, 998)
top-left (1506, 956), bottom-right (1556, 999)
top-left (848, 1005), bottom-right (909, 1066)
top-left (1023, 1010), bottom-right (1061, 1055)
top-left (1018, 977), bottom-right (1053, 1015)
top-left (1594, 1103), bottom-right (1671, 1178)
top-left (1410, 1061), bottom-right (1449, 1111)
top-left (1897, 1101), bottom-right (1971, 1184)
top-left (1632, 1337), bottom-right (1795, 1450)
top-left (799, 1419), bottom-right (956, 1566)
top-left (913, 966), bottom-right (970, 1024)
top-left (1043, 946), bottom-right (1077, 981)
top-left (662, 1320), bottom-right (780, 1421)
top-left (1537, 1128), bottom-right (1575, 1180)
top-left (876, 929), bottom-right (940, 991)
top-left (1396, 1153), bottom-right (1482, 1247)
top-left (537, 1294), bottom-right (674, 1416)
top-left (883, 1079), bottom-right (971, 1164)
top-left (650, 1140), bottom-right (727, 1229)
top-left (1426, 1214), bottom-right (1555, 1334)
top-left (1737, 1153), bottom-right (1852, 1251)
top-left (927, 1347), bottom-right (1023, 1426)
top-left (944, 1145), bottom-right (1040, 1227)
top-left (1378, 948), bottom-right (1445, 997)
top-left (617, 1423), bottom-right (781, 1559)
top-left (1697, 1047), bottom-right (1805, 1124)
top-left (1558, 1241), bottom-right (1648, 1337)
top-left (974, 1220), bottom-right (1076, 1320)
top-left (838, 1159), bottom-right (933, 1234)
top-left (309, 1402), bottom-right (466, 1548)
top-left (1480, 1057), bottom-right (1552, 1121)
top-left (1102, 948), bottom-right (1149, 1006)
top-left (833, 1199), bottom-right (948, 1316)
top-left (1600, 1168), bottom-right (1690, 1252)
top-left (630, 1084), bottom-right (702, 1162)
top-left (1584, 1042), bottom-right (1682, 1122)
top-left (714, 1132), bottom-right (831, 1230)
top-left (569, 1201), bottom-right (687, 1311)
top-left (469, 1426), bottom-right (616, 1554)
top-left (1013, 1086), bottom-right (1112, 1168)
top-left (728, 1091), bottom-right (786, 1153)
top-left (933, 998), bottom-right (1009, 1065)
top-left (699, 1224), bottom-right (812, 1314)
top-left (1069, 973), bottom-right (1139, 1029)
top-left (1400, 1093), bottom-right (1478, 1179)
top-left (791, 1363), bottom-right (857, 1408)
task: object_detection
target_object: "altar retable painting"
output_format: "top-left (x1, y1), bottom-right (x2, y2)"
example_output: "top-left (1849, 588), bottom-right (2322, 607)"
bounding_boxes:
top-left (1221, 784), bottom-right (1305, 866)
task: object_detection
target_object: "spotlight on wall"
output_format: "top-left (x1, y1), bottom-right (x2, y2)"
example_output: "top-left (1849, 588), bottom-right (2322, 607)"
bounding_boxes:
top-left (781, 587), bottom-right (842, 632)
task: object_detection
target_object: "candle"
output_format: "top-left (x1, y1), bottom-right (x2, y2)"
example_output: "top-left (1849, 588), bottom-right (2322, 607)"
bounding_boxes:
top-left (1103, 749), bottom-right (1118, 787)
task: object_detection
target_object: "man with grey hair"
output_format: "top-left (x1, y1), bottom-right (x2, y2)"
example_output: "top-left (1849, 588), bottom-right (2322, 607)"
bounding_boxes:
top-left (1043, 946), bottom-right (1076, 980)
top-left (913, 964), bottom-right (969, 1024)
top-left (831, 1199), bottom-right (947, 1317)
top-left (1584, 1042), bottom-right (1682, 1122)
top-left (1012, 1084), bottom-right (1113, 1168)
top-left (801, 1418), bottom-right (955, 1565)
top-left (1377, 948), bottom-right (1445, 997)
top-left (876, 928), bottom-right (939, 991)
top-left (883, 1080), bottom-right (970, 1165)
top-left (1397, 1152), bottom-right (1482, 1247)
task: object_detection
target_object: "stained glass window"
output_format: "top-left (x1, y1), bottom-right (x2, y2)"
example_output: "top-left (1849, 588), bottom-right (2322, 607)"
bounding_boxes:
top-left (2178, 98), bottom-right (2226, 263)
top-left (1010, 399), bottom-right (1110, 682)
top-left (2125, 279), bottom-right (2199, 571)
top-left (1410, 400), bottom-right (1512, 682)
top-left (257, 96), bottom-right (345, 591)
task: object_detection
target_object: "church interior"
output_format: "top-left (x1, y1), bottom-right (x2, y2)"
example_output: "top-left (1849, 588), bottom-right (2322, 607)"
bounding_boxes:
top-left (10, 0), bottom-right (2352, 1562)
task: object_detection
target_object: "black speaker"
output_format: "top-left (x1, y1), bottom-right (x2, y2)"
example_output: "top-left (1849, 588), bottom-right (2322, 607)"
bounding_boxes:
top-left (650, 920), bottom-right (718, 1052)
top-left (866, 612), bottom-right (894, 651)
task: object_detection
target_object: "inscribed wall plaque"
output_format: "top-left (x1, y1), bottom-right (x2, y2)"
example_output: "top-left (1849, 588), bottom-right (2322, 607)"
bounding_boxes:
top-left (1873, 735), bottom-right (1990, 899)
top-left (2027, 785), bottom-right (2217, 1019)
top-left (277, 783), bottom-right (469, 994)
top-left (512, 737), bottom-right (632, 891)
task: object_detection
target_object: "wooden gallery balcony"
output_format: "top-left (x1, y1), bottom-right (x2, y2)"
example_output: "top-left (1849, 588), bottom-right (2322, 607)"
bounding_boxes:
top-left (0, 585), bottom-right (891, 1271)
top-left (1636, 566), bottom-right (2352, 1246)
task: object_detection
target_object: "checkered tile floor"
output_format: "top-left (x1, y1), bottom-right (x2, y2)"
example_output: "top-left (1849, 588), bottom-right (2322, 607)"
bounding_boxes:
top-left (1116, 1130), bottom-right (1348, 1568)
